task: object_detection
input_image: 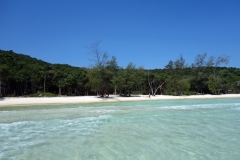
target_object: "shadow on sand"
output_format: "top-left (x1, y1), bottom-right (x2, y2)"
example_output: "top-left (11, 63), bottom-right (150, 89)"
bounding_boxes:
top-left (119, 95), bottom-right (141, 97)
top-left (97, 96), bottom-right (114, 99)
top-left (97, 95), bottom-right (141, 99)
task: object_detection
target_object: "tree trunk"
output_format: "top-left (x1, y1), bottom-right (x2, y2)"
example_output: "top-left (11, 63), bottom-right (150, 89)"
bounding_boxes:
top-left (44, 76), bottom-right (46, 93)
top-left (0, 79), bottom-right (2, 96)
top-left (148, 72), bottom-right (154, 95)
top-left (58, 80), bottom-right (61, 95)
top-left (114, 85), bottom-right (117, 95)
top-left (58, 83), bottom-right (61, 95)
top-left (25, 80), bottom-right (28, 95)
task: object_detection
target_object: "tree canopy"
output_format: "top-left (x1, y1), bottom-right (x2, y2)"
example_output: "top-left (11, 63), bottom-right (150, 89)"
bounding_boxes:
top-left (0, 49), bottom-right (239, 97)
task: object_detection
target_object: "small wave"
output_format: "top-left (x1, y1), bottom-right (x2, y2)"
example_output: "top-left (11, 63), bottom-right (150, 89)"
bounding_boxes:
top-left (0, 152), bottom-right (4, 159)
top-left (0, 114), bottom-right (112, 132)
top-left (158, 103), bottom-right (240, 110)
top-left (88, 109), bottom-right (116, 113)
top-left (232, 107), bottom-right (240, 111)
top-left (59, 115), bottom-right (111, 124)
top-left (0, 114), bottom-right (113, 153)
top-left (0, 110), bottom-right (16, 116)
top-left (0, 120), bottom-right (40, 129)
top-left (0, 111), bottom-right (10, 113)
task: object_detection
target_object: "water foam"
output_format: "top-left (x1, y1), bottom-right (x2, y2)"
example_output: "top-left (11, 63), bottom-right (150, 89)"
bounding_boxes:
top-left (158, 103), bottom-right (240, 110)
top-left (0, 113), bottom-right (113, 159)
top-left (88, 109), bottom-right (116, 113)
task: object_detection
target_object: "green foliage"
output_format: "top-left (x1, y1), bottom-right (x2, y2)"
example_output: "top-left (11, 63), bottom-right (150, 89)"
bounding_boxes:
top-left (132, 90), bottom-right (144, 95)
top-left (183, 91), bottom-right (198, 95)
top-left (0, 49), bottom-right (239, 97)
top-left (176, 78), bottom-right (191, 95)
top-left (208, 75), bottom-right (219, 94)
top-left (119, 63), bottom-right (145, 96)
top-left (0, 50), bottom-right (87, 96)
top-left (26, 92), bottom-right (57, 97)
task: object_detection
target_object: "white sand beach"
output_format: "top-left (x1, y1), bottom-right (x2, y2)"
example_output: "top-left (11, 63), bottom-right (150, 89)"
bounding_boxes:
top-left (0, 94), bottom-right (240, 107)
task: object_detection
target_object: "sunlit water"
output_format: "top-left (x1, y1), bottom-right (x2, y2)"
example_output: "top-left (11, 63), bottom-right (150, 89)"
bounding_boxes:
top-left (1, 98), bottom-right (240, 159)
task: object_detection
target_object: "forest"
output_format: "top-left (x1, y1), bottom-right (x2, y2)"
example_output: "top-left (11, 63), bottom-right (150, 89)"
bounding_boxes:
top-left (0, 43), bottom-right (240, 97)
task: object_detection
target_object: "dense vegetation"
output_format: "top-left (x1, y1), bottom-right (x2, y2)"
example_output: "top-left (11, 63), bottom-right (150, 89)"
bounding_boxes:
top-left (0, 46), bottom-right (239, 97)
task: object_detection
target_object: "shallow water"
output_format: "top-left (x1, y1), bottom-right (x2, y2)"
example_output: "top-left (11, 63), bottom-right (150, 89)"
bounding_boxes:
top-left (1, 98), bottom-right (240, 159)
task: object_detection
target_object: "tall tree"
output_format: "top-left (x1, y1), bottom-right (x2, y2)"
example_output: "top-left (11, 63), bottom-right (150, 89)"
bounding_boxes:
top-left (40, 65), bottom-right (54, 93)
top-left (210, 55), bottom-right (230, 79)
top-left (163, 54), bottom-right (187, 95)
top-left (119, 63), bottom-right (145, 96)
top-left (106, 56), bottom-right (121, 95)
top-left (191, 53), bottom-right (209, 94)
top-left (207, 55), bottom-right (230, 94)
top-left (148, 71), bottom-right (172, 96)
top-left (0, 64), bottom-right (9, 96)
top-left (86, 41), bottom-right (111, 96)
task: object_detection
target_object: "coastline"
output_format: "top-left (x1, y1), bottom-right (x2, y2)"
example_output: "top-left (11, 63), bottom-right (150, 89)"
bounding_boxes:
top-left (0, 94), bottom-right (240, 107)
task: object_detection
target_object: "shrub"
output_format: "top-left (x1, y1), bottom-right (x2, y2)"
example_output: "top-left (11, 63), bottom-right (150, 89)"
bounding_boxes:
top-left (26, 92), bottom-right (57, 97)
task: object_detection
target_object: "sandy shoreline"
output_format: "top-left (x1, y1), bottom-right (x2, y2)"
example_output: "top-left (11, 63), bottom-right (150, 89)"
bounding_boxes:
top-left (0, 94), bottom-right (240, 107)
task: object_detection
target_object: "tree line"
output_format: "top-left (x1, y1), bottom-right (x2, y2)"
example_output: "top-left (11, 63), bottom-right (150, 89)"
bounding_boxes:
top-left (0, 43), bottom-right (239, 97)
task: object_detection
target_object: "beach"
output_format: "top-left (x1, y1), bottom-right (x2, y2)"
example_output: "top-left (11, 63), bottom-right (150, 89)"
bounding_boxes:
top-left (0, 94), bottom-right (240, 107)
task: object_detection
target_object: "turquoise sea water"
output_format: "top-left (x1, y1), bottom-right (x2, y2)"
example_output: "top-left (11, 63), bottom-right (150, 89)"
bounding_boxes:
top-left (1, 98), bottom-right (240, 159)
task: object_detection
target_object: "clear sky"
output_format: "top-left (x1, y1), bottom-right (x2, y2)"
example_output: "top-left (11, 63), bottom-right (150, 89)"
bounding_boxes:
top-left (0, 0), bottom-right (240, 69)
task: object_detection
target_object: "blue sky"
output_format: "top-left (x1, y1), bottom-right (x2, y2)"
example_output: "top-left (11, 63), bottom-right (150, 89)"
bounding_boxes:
top-left (0, 0), bottom-right (240, 69)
